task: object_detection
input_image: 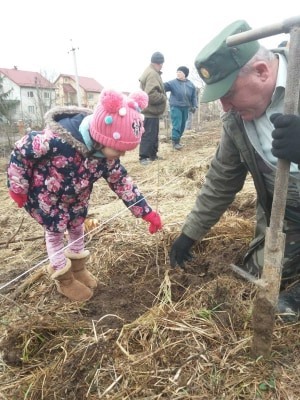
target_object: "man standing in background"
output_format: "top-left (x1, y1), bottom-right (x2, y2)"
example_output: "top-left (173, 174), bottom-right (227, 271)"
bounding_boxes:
top-left (139, 52), bottom-right (167, 165)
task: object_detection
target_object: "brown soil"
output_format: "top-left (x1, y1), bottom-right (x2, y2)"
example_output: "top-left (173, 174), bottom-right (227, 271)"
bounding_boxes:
top-left (0, 122), bottom-right (246, 326)
top-left (1, 122), bottom-right (300, 399)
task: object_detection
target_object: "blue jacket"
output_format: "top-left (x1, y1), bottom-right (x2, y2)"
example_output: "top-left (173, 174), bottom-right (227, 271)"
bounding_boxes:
top-left (164, 79), bottom-right (197, 108)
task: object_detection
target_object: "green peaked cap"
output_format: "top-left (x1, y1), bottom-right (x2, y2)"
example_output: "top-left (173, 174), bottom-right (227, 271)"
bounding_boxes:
top-left (195, 20), bottom-right (260, 103)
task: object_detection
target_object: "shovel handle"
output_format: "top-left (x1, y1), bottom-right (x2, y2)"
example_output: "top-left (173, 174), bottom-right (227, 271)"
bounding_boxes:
top-left (226, 15), bottom-right (300, 46)
top-left (269, 25), bottom-right (300, 236)
top-left (253, 25), bottom-right (300, 357)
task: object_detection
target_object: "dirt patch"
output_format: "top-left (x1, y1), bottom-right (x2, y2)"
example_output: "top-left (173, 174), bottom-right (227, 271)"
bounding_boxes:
top-left (2, 125), bottom-right (300, 399)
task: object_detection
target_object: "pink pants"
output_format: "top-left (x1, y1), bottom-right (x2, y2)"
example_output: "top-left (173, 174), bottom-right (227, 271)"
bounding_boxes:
top-left (45, 224), bottom-right (84, 270)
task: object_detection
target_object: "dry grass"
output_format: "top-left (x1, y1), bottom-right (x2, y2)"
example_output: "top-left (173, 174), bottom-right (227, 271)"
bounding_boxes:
top-left (1, 123), bottom-right (300, 399)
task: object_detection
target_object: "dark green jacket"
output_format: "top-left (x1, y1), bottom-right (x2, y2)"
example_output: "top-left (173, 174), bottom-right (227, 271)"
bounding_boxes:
top-left (183, 111), bottom-right (271, 254)
top-left (182, 49), bottom-right (300, 256)
top-left (139, 64), bottom-right (167, 117)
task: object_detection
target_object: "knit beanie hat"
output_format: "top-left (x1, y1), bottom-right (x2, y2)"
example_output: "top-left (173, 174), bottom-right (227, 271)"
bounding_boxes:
top-left (151, 51), bottom-right (165, 64)
top-left (177, 66), bottom-right (189, 77)
top-left (89, 89), bottom-right (148, 152)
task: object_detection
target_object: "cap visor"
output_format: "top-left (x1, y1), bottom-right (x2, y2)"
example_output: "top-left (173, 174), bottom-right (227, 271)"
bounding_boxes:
top-left (200, 69), bottom-right (239, 103)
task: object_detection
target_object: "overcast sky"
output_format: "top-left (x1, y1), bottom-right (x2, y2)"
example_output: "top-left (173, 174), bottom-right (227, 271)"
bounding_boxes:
top-left (2, 0), bottom-right (298, 93)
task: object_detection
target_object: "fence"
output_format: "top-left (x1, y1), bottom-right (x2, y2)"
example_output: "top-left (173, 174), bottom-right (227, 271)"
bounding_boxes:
top-left (161, 101), bottom-right (222, 134)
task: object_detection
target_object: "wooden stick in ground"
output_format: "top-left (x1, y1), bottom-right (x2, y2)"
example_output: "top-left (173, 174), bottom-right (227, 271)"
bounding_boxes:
top-left (252, 25), bottom-right (300, 358)
top-left (227, 16), bottom-right (300, 358)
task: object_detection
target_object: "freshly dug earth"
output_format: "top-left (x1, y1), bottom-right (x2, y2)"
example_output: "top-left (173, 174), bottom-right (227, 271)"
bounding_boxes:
top-left (1, 122), bottom-right (300, 399)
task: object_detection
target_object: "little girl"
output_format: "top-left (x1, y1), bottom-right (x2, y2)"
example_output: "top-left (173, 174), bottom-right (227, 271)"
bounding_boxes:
top-left (7, 89), bottom-right (162, 302)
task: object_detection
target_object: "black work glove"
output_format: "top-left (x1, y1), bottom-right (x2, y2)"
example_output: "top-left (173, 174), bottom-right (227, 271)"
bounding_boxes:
top-left (190, 107), bottom-right (196, 114)
top-left (271, 113), bottom-right (300, 163)
top-left (170, 233), bottom-right (195, 268)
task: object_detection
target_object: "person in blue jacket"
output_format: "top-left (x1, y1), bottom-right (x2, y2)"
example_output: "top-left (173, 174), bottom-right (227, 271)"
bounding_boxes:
top-left (164, 66), bottom-right (198, 150)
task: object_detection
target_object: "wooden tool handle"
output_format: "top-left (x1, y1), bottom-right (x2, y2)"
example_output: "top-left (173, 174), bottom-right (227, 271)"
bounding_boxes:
top-left (226, 15), bottom-right (300, 46)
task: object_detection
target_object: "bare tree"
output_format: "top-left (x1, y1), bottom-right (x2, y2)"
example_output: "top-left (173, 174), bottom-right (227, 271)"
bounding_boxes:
top-left (21, 70), bottom-right (57, 129)
top-left (189, 67), bottom-right (222, 129)
top-left (0, 76), bottom-right (14, 122)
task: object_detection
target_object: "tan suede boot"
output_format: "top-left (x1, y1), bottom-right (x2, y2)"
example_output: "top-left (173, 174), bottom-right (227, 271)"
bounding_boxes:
top-left (64, 249), bottom-right (98, 289)
top-left (47, 259), bottom-right (93, 301)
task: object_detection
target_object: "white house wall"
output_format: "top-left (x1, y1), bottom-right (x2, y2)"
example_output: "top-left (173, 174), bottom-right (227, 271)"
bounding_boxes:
top-left (1, 75), bottom-right (55, 125)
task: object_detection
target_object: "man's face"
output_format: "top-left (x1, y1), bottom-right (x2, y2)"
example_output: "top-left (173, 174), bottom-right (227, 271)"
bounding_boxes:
top-left (153, 63), bottom-right (163, 72)
top-left (219, 62), bottom-right (273, 121)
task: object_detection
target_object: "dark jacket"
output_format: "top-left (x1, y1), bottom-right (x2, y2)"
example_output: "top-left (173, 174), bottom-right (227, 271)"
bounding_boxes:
top-left (164, 78), bottom-right (198, 108)
top-left (139, 64), bottom-right (167, 117)
top-left (182, 49), bottom-right (300, 258)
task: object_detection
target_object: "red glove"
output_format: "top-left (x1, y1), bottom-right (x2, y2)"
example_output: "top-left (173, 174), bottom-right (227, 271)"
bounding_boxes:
top-left (142, 211), bottom-right (163, 234)
top-left (9, 190), bottom-right (28, 208)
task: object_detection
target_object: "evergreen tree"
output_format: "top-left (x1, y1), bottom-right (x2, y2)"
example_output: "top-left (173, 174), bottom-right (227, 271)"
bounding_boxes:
top-left (0, 75), bottom-right (12, 121)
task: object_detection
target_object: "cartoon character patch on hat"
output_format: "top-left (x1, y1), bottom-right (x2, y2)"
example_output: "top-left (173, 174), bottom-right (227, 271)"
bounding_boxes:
top-left (90, 89), bottom-right (148, 152)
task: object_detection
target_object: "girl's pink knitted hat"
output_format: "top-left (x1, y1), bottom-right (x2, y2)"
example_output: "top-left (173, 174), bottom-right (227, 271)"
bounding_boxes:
top-left (89, 89), bottom-right (148, 151)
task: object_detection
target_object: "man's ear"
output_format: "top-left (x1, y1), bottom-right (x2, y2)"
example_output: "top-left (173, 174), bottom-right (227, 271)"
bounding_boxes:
top-left (253, 61), bottom-right (269, 81)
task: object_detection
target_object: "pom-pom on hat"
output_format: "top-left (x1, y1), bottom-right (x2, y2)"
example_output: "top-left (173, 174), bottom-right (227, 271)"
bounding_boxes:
top-left (177, 66), bottom-right (189, 77)
top-left (90, 89), bottom-right (148, 152)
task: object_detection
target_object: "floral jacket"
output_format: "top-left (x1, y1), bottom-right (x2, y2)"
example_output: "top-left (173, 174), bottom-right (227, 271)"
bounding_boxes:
top-left (7, 106), bottom-right (152, 232)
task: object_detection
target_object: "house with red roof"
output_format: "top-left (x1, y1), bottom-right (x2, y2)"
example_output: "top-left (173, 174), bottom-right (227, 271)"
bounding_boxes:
top-left (0, 67), bottom-right (104, 130)
top-left (54, 74), bottom-right (103, 109)
top-left (0, 67), bottom-right (55, 128)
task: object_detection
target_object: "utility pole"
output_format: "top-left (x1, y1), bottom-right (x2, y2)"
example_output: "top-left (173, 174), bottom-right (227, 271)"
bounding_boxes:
top-left (68, 40), bottom-right (81, 107)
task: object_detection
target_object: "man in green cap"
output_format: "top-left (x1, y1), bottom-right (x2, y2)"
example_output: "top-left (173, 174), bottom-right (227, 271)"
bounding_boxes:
top-left (170, 20), bottom-right (300, 321)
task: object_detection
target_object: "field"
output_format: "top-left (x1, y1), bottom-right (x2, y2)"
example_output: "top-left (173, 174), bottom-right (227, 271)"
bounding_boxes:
top-left (1, 122), bottom-right (300, 399)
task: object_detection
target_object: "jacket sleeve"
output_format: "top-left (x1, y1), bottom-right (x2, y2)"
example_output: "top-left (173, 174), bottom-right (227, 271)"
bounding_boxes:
top-left (103, 159), bottom-right (152, 217)
top-left (7, 130), bottom-right (53, 195)
top-left (182, 126), bottom-right (248, 240)
top-left (144, 72), bottom-right (167, 105)
top-left (164, 81), bottom-right (171, 92)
